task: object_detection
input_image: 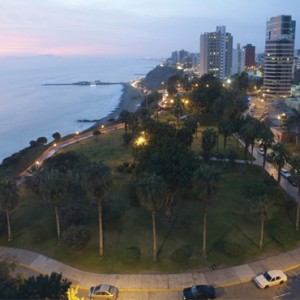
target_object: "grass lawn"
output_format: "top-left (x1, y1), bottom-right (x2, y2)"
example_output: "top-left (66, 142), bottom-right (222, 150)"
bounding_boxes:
top-left (1, 128), bottom-right (300, 274)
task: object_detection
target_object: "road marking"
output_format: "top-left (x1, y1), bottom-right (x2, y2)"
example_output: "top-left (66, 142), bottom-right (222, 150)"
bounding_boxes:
top-left (273, 292), bottom-right (291, 299)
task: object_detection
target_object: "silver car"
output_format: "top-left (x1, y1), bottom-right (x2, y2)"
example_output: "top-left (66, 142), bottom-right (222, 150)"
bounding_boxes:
top-left (88, 284), bottom-right (118, 300)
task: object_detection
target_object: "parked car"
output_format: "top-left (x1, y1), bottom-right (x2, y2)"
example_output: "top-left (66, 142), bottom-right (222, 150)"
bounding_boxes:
top-left (88, 284), bottom-right (118, 299)
top-left (287, 175), bottom-right (297, 187)
top-left (280, 168), bottom-right (291, 178)
top-left (182, 285), bottom-right (216, 299)
top-left (257, 148), bottom-right (265, 155)
top-left (254, 270), bottom-right (287, 289)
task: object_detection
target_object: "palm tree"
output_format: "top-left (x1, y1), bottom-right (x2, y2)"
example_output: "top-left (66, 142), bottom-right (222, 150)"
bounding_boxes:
top-left (0, 179), bottom-right (19, 241)
top-left (201, 128), bottom-right (217, 163)
top-left (25, 169), bottom-right (66, 240)
top-left (119, 110), bottom-right (131, 133)
top-left (239, 116), bottom-right (261, 162)
top-left (193, 164), bottom-right (220, 258)
top-left (86, 162), bottom-right (112, 257)
top-left (272, 142), bottom-right (286, 183)
top-left (136, 173), bottom-right (165, 262)
top-left (290, 155), bottom-right (300, 231)
top-left (218, 117), bottom-right (234, 150)
top-left (257, 123), bottom-right (274, 168)
top-left (241, 183), bottom-right (276, 250)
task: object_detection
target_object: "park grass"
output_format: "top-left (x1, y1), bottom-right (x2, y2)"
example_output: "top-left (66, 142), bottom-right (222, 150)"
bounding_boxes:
top-left (1, 126), bottom-right (299, 273)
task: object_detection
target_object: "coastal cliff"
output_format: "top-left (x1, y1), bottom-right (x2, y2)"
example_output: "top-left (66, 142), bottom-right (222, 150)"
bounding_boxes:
top-left (140, 65), bottom-right (183, 90)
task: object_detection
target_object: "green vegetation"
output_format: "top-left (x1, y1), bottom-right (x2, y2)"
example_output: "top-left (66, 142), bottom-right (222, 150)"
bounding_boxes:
top-left (1, 70), bottom-right (300, 275)
top-left (0, 128), bottom-right (298, 273)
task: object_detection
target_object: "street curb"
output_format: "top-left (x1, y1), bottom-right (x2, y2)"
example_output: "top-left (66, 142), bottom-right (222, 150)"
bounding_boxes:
top-left (15, 260), bottom-right (300, 292)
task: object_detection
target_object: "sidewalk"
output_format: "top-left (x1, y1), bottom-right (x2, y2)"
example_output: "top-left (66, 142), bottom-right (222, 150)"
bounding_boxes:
top-left (1, 246), bottom-right (300, 292)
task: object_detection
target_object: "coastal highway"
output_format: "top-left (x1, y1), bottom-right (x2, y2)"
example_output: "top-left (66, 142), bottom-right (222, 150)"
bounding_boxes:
top-left (18, 123), bottom-right (125, 178)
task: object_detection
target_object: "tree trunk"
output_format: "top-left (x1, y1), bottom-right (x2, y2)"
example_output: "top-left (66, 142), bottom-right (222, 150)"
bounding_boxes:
top-left (6, 210), bottom-right (12, 242)
top-left (277, 166), bottom-right (281, 183)
top-left (54, 206), bottom-right (61, 240)
top-left (152, 210), bottom-right (157, 262)
top-left (259, 217), bottom-right (264, 250)
top-left (223, 134), bottom-right (227, 150)
top-left (296, 188), bottom-right (300, 231)
top-left (202, 201), bottom-right (208, 258)
top-left (165, 192), bottom-right (175, 218)
top-left (98, 202), bottom-right (104, 257)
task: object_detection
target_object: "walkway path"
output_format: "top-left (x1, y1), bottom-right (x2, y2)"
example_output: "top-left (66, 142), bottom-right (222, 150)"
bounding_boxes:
top-left (1, 245), bottom-right (300, 292)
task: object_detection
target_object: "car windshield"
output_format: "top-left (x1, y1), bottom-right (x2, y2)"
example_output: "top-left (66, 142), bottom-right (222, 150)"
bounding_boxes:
top-left (263, 272), bottom-right (272, 282)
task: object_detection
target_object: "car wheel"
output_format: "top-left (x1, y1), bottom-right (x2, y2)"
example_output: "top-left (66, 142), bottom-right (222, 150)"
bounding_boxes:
top-left (265, 285), bottom-right (269, 289)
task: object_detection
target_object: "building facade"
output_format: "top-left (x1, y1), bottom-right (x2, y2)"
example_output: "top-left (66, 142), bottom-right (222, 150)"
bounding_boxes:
top-left (232, 43), bottom-right (245, 75)
top-left (243, 44), bottom-right (256, 68)
top-left (263, 15), bottom-right (296, 100)
top-left (199, 26), bottom-right (233, 80)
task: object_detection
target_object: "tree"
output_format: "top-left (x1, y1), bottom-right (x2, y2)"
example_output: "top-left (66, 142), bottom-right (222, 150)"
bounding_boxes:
top-left (135, 136), bottom-right (196, 217)
top-left (86, 162), bottom-right (112, 257)
top-left (218, 117), bottom-right (234, 149)
top-left (25, 169), bottom-right (66, 240)
top-left (239, 115), bottom-right (261, 161)
top-left (201, 128), bottom-right (217, 163)
top-left (52, 132), bottom-right (61, 141)
top-left (18, 272), bottom-right (71, 299)
top-left (93, 129), bottom-right (101, 139)
top-left (136, 173), bottom-right (165, 262)
top-left (272, 142), bottom-right (287, 183)
top-left (0, 180), bottom-right (19, 241)
top-left (193, 164), bottom-right (220, 258)
top-left (257, 123), bottom-right (274, 168)
top-left (290, 155), bottom-right (300, 231)
top-left (0, 255), bottom-right (19, 299)
top-left (119, 109), bottom-right (131, 133)
top-left (241, 183), bottom-right (277, 250)
top-left (36, 137), bottom-right (48, 145)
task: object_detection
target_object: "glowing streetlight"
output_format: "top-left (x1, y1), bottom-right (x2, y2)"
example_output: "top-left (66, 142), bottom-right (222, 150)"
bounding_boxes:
top-left (135, 131), bottom-right (148, 147)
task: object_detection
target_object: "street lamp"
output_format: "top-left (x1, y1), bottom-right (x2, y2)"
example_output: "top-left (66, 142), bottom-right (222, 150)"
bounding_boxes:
top-left (75, 131), bottom-right (79, 142)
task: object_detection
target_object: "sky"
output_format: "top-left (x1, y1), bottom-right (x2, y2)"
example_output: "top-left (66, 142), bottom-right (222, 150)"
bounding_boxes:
top-left (0, 0), bottom-right (300, 58)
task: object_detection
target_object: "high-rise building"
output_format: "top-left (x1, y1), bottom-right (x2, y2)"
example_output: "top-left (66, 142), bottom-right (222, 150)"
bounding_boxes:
top-left (243, 44), bottom-right (256, 68)
top-left (199, 26), bottom-right (233, 80)
top-left (232, 43), bottom-right (245, 74)
top-left (263, 15), bottom-right (296, 100)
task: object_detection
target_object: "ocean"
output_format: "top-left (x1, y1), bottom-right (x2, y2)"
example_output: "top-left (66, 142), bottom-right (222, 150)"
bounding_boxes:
top-left (0, 56), bottom-right (158, 163)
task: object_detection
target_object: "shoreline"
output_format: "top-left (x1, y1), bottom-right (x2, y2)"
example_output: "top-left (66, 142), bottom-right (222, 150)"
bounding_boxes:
top-left (91, 82), bottom-right (145, 129)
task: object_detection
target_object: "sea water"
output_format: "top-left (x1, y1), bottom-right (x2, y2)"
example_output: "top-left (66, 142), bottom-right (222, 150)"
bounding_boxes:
top-left (0, 56), bottom-right (158, 163)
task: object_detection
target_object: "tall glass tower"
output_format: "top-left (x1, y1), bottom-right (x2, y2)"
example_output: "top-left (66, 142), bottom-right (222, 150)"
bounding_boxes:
top-left (263, 15), bottom-right (296, 100)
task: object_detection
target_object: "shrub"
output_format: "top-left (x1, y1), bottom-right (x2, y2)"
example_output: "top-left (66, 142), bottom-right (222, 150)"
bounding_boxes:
top-left (61, 225), bottom-right (90, 251)
top-left (121, 247), bottom-right (141, 263)
top-left (170, 246), bottom-right (192, 263)
top-left (61, 204), bottom-right (88, 228)
top-left (116, 162), bottom-right (135, 174)
top-left (224, 241), bottom-right (244, 257)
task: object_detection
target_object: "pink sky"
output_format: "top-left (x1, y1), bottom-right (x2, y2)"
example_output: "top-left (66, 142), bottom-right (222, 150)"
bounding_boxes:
top-left (1, 0), bottom-right (299, 57)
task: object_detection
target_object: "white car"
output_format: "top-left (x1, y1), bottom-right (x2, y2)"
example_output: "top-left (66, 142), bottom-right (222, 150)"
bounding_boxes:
top-left (88, 284), bottom-right (118, 299)
top-left (280, 168), bottom-right (291, 178)
top-left (257, 148), bottom-right (265, 155)
top-left (254, 270), bottom-right (287, 289)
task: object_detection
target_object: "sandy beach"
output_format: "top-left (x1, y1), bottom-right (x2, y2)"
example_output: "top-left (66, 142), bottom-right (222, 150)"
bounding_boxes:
top-left (92, 83), bottom-right (145, 129)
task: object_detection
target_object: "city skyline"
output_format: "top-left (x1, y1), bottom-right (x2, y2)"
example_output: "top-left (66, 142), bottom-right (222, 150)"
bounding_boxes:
top-left (1, 0), bottom-right (300, 58)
